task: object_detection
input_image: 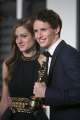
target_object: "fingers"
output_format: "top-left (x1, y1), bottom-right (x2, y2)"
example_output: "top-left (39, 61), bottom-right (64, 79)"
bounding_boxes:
top-left (33, 82), bottom-right (46, 98)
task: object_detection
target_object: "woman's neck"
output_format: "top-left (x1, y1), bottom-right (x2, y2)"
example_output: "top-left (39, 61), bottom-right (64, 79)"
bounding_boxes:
top-left (22, 43), bottom-right (37, 58)
top-left (22, 49), bottom-right (37, 58)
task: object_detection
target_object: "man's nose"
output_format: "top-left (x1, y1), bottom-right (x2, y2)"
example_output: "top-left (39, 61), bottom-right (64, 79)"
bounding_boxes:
top-left (37, 31), bottom-right (42, 39)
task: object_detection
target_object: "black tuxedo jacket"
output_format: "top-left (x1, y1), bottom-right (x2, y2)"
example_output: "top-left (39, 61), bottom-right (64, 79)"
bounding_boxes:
top-left (45, 40), bottom-right (80, 120)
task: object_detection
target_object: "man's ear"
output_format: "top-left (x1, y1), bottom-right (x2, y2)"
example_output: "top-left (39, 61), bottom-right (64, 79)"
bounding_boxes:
top-left (55, 26), bottom-right (60, 34)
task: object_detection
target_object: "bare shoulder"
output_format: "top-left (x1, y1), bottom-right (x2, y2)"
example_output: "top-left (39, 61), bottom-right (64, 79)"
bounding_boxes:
top-left (2, 61), bottom-right (8, 72)
top-left (2, 61), bottom-right (9, 81)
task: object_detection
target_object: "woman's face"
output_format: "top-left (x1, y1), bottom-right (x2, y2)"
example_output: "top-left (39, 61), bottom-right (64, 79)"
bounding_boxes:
top-left (15, 26), bottom-right (34, 54)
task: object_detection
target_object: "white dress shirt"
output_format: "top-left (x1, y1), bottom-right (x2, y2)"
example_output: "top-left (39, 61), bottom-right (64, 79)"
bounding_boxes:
top-left (47, 38), bottom-right (62, 74)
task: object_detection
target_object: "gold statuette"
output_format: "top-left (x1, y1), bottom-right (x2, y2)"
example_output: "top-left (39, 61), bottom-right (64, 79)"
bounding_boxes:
top-left (30, 54), bottom-right (48, 110)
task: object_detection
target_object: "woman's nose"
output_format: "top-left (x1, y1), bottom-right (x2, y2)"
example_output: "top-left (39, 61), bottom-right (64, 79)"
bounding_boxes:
top-left (16, 36), bottom-right (22, 43)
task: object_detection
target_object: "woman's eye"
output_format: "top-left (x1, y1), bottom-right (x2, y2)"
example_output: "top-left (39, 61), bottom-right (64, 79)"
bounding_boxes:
top-left (21, 34), bottom-right (28, 37)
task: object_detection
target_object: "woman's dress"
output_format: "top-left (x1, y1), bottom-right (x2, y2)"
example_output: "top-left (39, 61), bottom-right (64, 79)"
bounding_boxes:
top-left (2, 55), bottom-right (48, 120)
top-left (3, 55), bottom-right (39, 120)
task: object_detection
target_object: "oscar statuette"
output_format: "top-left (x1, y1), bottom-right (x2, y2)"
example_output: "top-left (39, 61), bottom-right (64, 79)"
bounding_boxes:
top-left (30, 60), bottom-right (48, 111)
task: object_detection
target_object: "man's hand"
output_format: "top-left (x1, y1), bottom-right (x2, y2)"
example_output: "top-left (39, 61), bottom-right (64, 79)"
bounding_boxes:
top-left (33, 82), bottom-right (46, 98)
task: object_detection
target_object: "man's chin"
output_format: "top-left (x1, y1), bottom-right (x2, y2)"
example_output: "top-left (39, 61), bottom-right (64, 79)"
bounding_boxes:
top-left (39, 43), bottom-right (46, 48)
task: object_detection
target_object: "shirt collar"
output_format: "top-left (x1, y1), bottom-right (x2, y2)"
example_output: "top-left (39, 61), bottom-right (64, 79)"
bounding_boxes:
top-left (47, 38), bottom-right (62, 56)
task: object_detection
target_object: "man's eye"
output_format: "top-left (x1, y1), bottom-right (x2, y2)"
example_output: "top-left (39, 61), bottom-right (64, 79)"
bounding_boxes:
top-left (41, 28), bottom-right (48, 31)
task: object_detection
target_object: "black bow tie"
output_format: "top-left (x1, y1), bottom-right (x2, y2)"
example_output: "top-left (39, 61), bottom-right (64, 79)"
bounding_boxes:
top-left (43, 51), bottom-right (52, 58)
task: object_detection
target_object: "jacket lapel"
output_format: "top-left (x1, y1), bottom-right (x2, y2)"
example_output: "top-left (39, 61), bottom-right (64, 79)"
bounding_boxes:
top-left (47, 40), bottom-right (66, 85)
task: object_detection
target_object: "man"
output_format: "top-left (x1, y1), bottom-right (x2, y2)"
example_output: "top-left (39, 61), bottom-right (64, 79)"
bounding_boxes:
top-left (33, 9), bottom-right (80, 120)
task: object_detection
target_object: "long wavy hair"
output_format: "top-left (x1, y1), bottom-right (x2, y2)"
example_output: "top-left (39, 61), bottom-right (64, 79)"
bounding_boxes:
top-left (5, 18), bottom-right (39, 80)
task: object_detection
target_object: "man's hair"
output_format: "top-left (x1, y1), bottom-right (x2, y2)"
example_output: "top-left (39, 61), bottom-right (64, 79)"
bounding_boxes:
top-left (33, 9), bottom-right (62, 35)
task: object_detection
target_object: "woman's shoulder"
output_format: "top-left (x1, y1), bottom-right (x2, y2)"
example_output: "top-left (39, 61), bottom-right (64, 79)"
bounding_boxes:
top-left (2, 60), bottom-right (8, 70)
top-left (2, 60), bottom-right (9, 81)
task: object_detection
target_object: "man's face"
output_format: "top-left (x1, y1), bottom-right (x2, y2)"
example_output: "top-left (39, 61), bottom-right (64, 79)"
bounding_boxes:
top-left (33, 20), bottom-right (58, 48)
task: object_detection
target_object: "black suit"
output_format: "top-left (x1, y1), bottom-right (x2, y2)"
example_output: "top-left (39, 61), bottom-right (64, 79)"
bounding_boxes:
top-left (45, 40), bottom-right (80, 120)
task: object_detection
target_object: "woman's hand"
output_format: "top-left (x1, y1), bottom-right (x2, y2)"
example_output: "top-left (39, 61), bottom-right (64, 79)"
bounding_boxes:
top-left (0, 96), bottom-right (12, 116)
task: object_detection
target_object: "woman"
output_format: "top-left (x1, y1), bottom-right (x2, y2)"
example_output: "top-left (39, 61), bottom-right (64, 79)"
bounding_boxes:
top-left (0, 18), bottom-right (47, 120)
